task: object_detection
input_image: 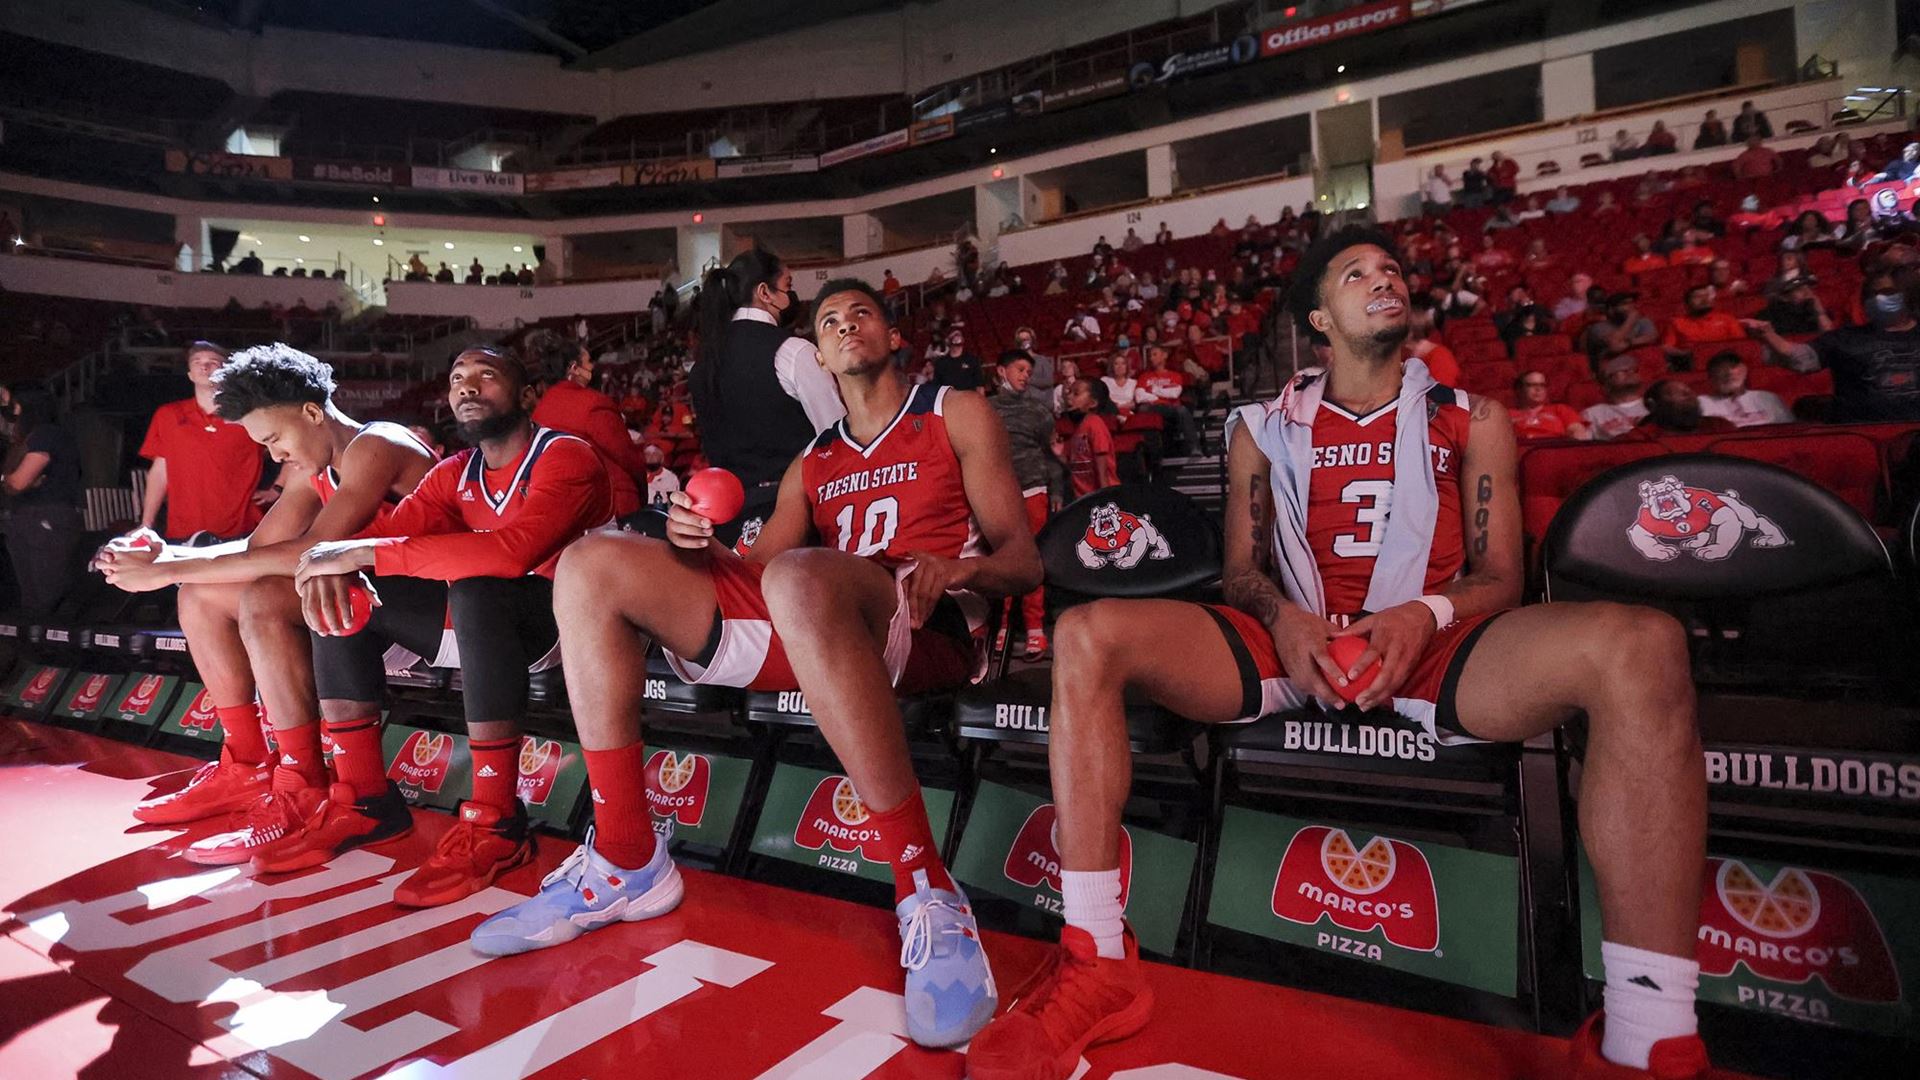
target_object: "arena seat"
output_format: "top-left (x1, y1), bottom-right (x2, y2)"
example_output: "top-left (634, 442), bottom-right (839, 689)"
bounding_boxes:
top-left (1708, 429), bottom-right (1885, 523)
top-left (1541, 453), bottom-right (1907, 693)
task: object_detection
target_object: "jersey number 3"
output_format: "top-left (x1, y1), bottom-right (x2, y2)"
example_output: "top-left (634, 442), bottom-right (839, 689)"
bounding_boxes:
top-left (834, 497), bottom-right (900, 558)
top-left (1333, 480), bottom-right (1392, 557)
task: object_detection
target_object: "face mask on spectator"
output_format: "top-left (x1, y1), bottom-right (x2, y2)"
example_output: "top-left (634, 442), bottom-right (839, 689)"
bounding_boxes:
top-left (1869, 292), bottom-right (1908, 327)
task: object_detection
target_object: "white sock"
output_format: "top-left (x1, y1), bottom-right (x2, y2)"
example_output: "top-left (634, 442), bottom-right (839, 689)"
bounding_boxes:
top-left (1060, 868), bottom-right (1126, 960)
top-left (1600, 941), bottom-right (1700, 1069)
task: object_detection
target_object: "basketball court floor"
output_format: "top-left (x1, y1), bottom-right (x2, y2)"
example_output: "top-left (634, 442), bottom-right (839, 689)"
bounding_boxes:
top-left (0, 719), bottom-right (1766, 1080)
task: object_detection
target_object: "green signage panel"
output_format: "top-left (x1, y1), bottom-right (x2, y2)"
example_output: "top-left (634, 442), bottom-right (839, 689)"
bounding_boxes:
top-left (159, 682), bottom-right (224, 742)
top-left (106, 672), bottom-right (181, 727)
top-left (1577, 847), bottom-right (1920, 1034)
top-left (750, 763), bottom-right (953, 885)
top-left (1207, 807), bottom-right (1520, 996)
top-left (5, 664), bottom-right (68, 713)
top-left (51, 671), bottom-right (123, 722)
top-left (951, 780), bottom-right (1196, 956)
top-left (382, 725), bottom-right (470, 811)
top-left (514, 734), bottom-right (587, 830)
top-left (640, 742), bottom-right (752, 850)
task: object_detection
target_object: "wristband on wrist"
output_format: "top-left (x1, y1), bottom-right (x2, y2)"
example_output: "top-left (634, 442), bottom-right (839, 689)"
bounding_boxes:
top-left (1413, 594), bottom-right (1456, 630)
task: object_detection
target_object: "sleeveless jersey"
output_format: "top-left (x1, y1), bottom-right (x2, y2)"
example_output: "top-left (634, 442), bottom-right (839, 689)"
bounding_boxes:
top-left (803, 383), bottom-right (979, 568)
top-left (1307, 388), bottom-right (1472, 616)
top-left (307, 425), bottom-right (437, 539)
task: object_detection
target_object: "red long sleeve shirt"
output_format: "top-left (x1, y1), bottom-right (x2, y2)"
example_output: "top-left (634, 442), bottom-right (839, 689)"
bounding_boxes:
top-left (371, 428), bottom-right (613, 581)
top-left (533, 380), bottom-right (646, 516)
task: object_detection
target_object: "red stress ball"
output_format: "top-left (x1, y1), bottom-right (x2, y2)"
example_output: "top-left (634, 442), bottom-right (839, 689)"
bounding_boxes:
top-left (1327, 634), bottom-right (1382, 704)
top-left (335, 582), bottom-right (374, 637)
top-left (685, 467), bottom-right (745, 524)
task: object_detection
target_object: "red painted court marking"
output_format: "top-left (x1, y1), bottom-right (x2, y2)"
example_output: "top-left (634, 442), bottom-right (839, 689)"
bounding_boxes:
top-left (0, 721), bottom-right (1759, 1079)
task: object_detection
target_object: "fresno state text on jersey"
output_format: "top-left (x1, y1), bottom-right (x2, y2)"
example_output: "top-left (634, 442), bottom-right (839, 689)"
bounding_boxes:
top-left (804, 383), bottom-right (980, 567)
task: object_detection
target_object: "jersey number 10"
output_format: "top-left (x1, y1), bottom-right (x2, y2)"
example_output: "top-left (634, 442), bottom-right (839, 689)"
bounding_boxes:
top-left (834, 496), bottom-right (900, 558)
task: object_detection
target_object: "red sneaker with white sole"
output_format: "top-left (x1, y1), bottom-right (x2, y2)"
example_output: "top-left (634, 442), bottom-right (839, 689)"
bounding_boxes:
top-left (249, 780), bottom-right (414, 874)
top-left (1568, 1012), bottom-right (1710, 1080)
top-left (182, 768), bottom-right (326, 866)
top-left (133, 750), bottom-right (270, 825)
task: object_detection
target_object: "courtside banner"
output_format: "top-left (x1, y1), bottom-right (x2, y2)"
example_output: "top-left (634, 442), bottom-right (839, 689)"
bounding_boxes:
top-left (642, 742), bottom-right (753, 849)
top-left (410, 166), bottom-right (525, 195)
top-left (951, 780), bottom-right (1197, 956)
top-left (514, 734), bottom-right (586, 829)
top-left (52, 671), bottom-right (121, 723)
top-left (159, 682), bottom-right (223, 743)
top-left (1208, 807), bottom-right (1520, 995)
top-left (749, 764), bottom-right (954, 884)
top-left (381, 725), bottom-right (470, 811)
top-left (106, 672), bottom-right (180, 727)
top-left (524, 166), bottom-right (626, 193)
top-left (1259, 0), bottom-right (1410, 58)
top-left (1578, 847), bottom-right (1920, 1034)
top-left (819, 128), bottom-right (909, 169)
top-left (4, 663), bottom-right (67, 713)
top-left (714, 154), bottom-right (819, 179)
top-left (164, 149), bottom-right (293, 181)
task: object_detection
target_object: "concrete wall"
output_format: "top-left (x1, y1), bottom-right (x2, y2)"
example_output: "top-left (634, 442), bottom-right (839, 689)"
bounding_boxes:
top-left (0, 253), bottom-right (354, 311)
top-left (384, 278), bottom-right (661, 329)
top-left (996, 172), bottom-right (1317, 269)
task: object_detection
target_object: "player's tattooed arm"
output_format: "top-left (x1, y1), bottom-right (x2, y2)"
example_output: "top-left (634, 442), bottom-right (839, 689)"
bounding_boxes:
top-left (1443, 394), bottom-right (1524, 617)
top-left (1221, 421), bottom-right (1287, 626)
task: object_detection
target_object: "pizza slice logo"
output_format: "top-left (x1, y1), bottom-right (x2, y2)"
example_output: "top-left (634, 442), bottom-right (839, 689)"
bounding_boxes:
top-left (64, 674), bottom-right (114, 714)
top-left (1075, 504), bottom-right (1173, 570)
top-left (116, 674), bottom-right (167, 717)
top-left (1272, 826), bottom-right (1440, 952)
top-left (793, 775), bottom-right (881, 857)
top-left (19, 667), bottom-right (60, 707)
top-left (516, 737), bottom-right (565, 807)
top-left (643, 749), bottom-right (712, 826)
top-left (177, 688), bottom-right (220, 732)
top-left (1002, 803), bottom-right (1134, 907)
top-left (1697, 858), bottom-right (1901, 1003)
top-left (388, 730), bottom-right (454, 793)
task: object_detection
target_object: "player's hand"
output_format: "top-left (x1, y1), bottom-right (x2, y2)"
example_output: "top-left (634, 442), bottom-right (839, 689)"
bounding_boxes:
top-left (1266, 604), bottom-right (1348, 707)
top-left (252, 487), bottom-right (282, 509)
top-left (294, 539), bottom-right (378, 589)
top-left (1335, 601), bottom-right (1439, 711)
top-left (100, 551), bottom-right (171, 592)
top-left (663, 490), bottom-right (715, 550)
top-left (299, 571), bottom-right (381, 636)
top-left (92, 527), bottom-right (165, 573)
top-left (900, 551), bottom-right (975, 629)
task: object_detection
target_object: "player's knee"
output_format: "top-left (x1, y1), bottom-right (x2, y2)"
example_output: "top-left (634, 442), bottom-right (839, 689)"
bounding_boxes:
top-left (236, 577), bottom-right (298, 632)
top-left (1588, 603), bottom-right (1697, 739)
top-left (1052, 600), bottom-right (1129, 680)
top-left (761, 548), bottom-right (843, 621)
top-left (554, 532), bottom-right (629, 593)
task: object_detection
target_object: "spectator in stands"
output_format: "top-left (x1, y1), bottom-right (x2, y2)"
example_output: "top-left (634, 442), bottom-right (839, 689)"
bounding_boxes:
top-left (1459, 157), bottom-right (1490, 208)
top-left (467, 258), bottom-right (484, 284)
top-left (1836, 198), bottom-right (1879, 252)
top-left (1698, 351), bottom-right (1792, 428)
top-left (233, 250), bottom-right (263, 274)
top-left (1807, 134), bottom-right (1846, 169)
top-left (933, 329), bottom-right (985, 392)
top-left (518, 264), bottom-right (534, 286)
top-left (1545, 186), bottom-right (1581, 215)
top-left (1100, 354), bottom-right (1139, 420)
top-left (641, 443), bottom-right (679, 508)
top-left (524, 330), bottom-right (647, 517)
top-left (990, 352), bottom-right (1060, 659)
top-left (1044, 260), bottom-right (1068, 295)
top-left (1120, 227), bottom-right (1144, 253)
top-left (1052, 359), bottom-right (1080, 415)
top-left (1064, 304), bottom-right (1100, 341)
top-left (1441, 267), bottom-right (1488, 318)
top-left (1510, 370), bottom-right (1590, 441)
top-left (1622, 234), bottom-right (1669, 275)
top-left (1422, 165), bottom-right (1454, 217)
top-left (1779, 210), bottom-right (1837, 252)
top-left (1609, 128), bottom-right (1640, 162)
top-left (1668, 230), bottom-right (1717, 267)
top-left (1583, 291), bottom-right (1659, 366)
top-left (1695, 108), bottom-right (1728, 149)
top-left (1061, 378), bottom-right (1118, 497)
top-left (1404, 309), bottom-right (1460, 386)
top-left (690, 247), bottom-right (846, 546)
top-left (1499, 288), bottom-right (1554, 356)
top-left (1093, 235), bottom-right (1114, 260)
top-left (1553, 273), bottom-right (1596, 322)
top-left (137, 342), bottom-right (265, 542)
top-left (1592, 189), bottom-right (1621, 217)
top-left (1624, 379), bottom-right (1736, 439)
top-left (881, 269), bottom-right (900, 297)
top-left (1755, 273), bottom-right (1830, 335)
top-left (1689, 200), bottom-right (1726, 238)
top-left (1481, 204), bottom-right (1520, 233)
top-left (1661, 284), bottom-right (1746, 364)
top-left (1765, 270), bottom-right (1920, 422)
top-left (1865, 142), bottom-right (1916, 183)
top-left (886, 325), bottom-right (916, 372)
top-left (1582, 352), bottom-right (1650, 439)
top-left (1135, 344), bottom-right (1200, 454)
top-left (1012, 326), bottom-right (1056, 396)
top-left (1707, 258), bottom-right (1749, 298)
top-left (433, 262), bottom-right (454, 283)
top-left (1731, 100), bottom-right (1773, 141)
top-left (1732, 135), bottom-right (1782, 180)
top-left (1487, 150), bottom-right (1519, 204)
top-left (1651, 218), bottom-right (1688, 256)
top-left (1, 385), bottom-right (82, 613)
top-left (1522, 237), bottom-right (1558, 274)
top-left (1473, 233), bottom-right (1515, 271)
top-left (1644, 120), bottom-right (1678, 156)
top-left (406, 253), bottom-right (429, 279)
top-left (1154, 221), bottom-right (1173, 245)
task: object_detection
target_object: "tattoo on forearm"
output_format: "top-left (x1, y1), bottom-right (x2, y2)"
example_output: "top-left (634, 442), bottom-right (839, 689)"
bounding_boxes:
top-left (1473, 473), bottom-right (1492, 557)
top-left (1249, 471), bottom-right (1270, 572)
top-left (1225, 568), bottom-right (1285, 627)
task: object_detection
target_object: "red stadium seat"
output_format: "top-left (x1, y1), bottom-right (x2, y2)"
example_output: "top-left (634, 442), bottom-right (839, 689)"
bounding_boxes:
top-left (1710, 430), bottom-right (1886, 523)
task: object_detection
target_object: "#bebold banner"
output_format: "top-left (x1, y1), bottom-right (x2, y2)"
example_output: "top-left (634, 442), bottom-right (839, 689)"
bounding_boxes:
top-left (296, 159), bottom-right (403, 187)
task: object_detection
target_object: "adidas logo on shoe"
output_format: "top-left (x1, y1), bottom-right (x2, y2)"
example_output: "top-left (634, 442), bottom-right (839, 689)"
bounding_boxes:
top-left (462, 806), bottom-right (482, 821)
top-left (477, 765), bottom-right (498, 777)
top-left (281, 754), bottom-right (299, 765)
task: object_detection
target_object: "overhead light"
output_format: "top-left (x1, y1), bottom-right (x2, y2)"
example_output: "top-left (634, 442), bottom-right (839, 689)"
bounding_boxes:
top-left (12, 236), bottom-right (24, 247)
top-left (992, 166), bottom-right (1005, 179)
top-left (372, 196), bottom-right (381, 203)
top-left (297, 234), bottom-right (311, 243)
top-left (512, 245), bottom-right (523, 253)
top-left (373, 213), bottom-right (387, 226)
top-left (295, 258), bottom-right (304, 264)
top-left (372, 238), bottom-right (384, 246)
top-left (1337, 64), bottom-right (1346, 73)
top-left (989, 147), bottom-right (997, 154)
top-left (693, 212), bottom-right (705, 224)
top-left (443, 241), bottom-right (455, 250)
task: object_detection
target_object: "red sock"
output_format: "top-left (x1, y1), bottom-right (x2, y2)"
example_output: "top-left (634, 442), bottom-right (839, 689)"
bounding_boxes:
top-left (468, 737), bottom-right (521, 813)
top-left (323, 715), bottom-right (387, 799)
top-left (867, 788), bottom-right (954, 903)
top-left (582, 742), bottom-right (657, 871)
top-left (215, 703), bottom-right (267, 765)
top-left (272, 721), bottom-right (327, 788)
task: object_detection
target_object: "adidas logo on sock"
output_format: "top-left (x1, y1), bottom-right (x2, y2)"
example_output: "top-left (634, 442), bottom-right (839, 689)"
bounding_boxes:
top-left (477, 765), bottom-right (498, 777)
top-left (1628, 975), bottom-right (1664, 991)
top-left (898, 844), bottom-right (924, 863)
top-left (592, 788), bottom-right (605, 804)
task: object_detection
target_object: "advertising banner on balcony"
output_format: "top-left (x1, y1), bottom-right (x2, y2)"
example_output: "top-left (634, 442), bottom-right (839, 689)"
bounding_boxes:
top-left (411, 166), bottom-right (526, 195)
top-left (715, 153), bottom-right (820, 179)
top-left (524, 165), bottom-right (626, 193)
top-left (1127, 34), bottom-right (1260, 89)
top-left (296, 159), bottom-right (405, 187)
top-left (909, 115), bottom-right (955, 146)
top-left (1259, 0), bottom-right (1412, 58)
top-left (629, 157), bottom-right (719, 187)
top-left (164, 150), bottom-right (293, 181)
top-left (819, 128), bottom-right (910, 169)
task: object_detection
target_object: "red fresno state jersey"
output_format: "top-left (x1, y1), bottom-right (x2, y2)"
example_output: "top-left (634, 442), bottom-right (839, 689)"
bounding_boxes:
top-left (804, 383), bottom-right (979, 568)
top-left (1308, 388), bottom-right (1473, 616)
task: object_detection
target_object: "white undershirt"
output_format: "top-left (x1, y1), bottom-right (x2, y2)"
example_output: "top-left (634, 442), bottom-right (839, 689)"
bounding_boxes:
top-left (732, 306), bottom-right (846, 433)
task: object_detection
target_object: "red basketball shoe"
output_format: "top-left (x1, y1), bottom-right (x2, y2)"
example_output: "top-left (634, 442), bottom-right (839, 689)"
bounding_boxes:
top-left (393, 800), bottom-right (533, 908)
top-left (1569, 1012), bottom-right (1710, 1079)
top-left (133, 750), bottom-right (270, 825)
top-left (966, 926), bottom-right (1153, 1080)
top-left (182, 768), bottom-right (326, 866)
top-left (248, 780), bottom-right (413, 874)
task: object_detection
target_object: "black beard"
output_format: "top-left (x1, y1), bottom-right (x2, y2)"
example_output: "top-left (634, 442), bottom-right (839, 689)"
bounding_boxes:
top-left (1345, 321), bottom-right (1410, 362)
top-left (456, 408), bottom-right (524, 445)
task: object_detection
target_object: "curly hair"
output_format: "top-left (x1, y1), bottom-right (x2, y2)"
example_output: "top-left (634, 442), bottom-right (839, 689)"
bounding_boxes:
top-left (520, 328), bottom-right (585, 383)
top-left (210, 342), bottom-right (335, 421)
top-left (1287, 224), bottom-right (1404, 335)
